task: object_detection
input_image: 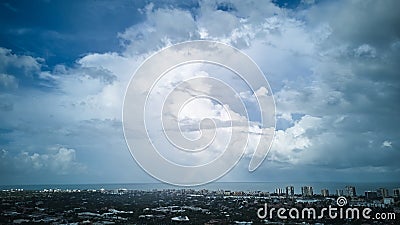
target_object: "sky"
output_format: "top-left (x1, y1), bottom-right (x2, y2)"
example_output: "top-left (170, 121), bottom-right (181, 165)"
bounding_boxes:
top-left (0, 0), bottom-right (399, 185)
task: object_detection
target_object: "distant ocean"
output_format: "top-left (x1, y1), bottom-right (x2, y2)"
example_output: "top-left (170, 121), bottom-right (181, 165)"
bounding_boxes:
top-left (1, 182), bottom-right (400, 196)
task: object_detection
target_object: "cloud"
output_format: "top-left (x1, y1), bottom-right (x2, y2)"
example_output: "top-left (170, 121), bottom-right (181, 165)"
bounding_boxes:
top-left (267, 115), bottom-right (320, 164)
top-left (305, 0), bottom-right (400, 47)
top-left (0, 49), bottom-right (140, 184)
top-left (354, 44), bottom-right (376, 58)
top-left (132, 61), bottom-right (272, 170)
top-left (381, 140), bottom-right (392, 148)
top-left (118, 4), bottom-right (198, 55)
top-left (0, 147), bottom-right (86, 176)
top-left (0, 73), bottom-right (18, 89)
top-left (0, 47), bottom-right (41, 76)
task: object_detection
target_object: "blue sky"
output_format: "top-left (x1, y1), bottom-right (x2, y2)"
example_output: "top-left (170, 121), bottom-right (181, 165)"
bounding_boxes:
top-left (0, 0), bottom-right (399, 185)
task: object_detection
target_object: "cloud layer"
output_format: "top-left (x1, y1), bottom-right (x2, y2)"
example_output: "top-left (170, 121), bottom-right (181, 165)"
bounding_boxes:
top-left (0, 0), bottom-right (399, 184)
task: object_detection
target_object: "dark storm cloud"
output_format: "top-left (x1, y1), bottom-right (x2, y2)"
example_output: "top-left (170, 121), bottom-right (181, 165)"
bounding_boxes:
top-left (264, 0), bottom-right (400, 181)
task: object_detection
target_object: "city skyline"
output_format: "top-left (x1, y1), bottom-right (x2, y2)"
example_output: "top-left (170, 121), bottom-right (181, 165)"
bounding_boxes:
top-left (2, 182), bottom-right (400, 198)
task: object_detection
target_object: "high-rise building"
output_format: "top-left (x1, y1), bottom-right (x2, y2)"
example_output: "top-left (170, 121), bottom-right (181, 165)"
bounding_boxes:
top-left (365, 191), bottom-right (378, 200)
top-left (336, 189), bottom-right (344, 196)
top-left (301, 186), bottom-right (313, 197)
top-left (377, 188), bottom-right (389, 198)
top-left (384, 197), bottom-right (394, 205)
top-left (321, 189), bottom-right (329, 197)
top-left (393, 188), bottom-right (400, 198)
top-left (345, 186), bottom-right (356, 197)
top-left (275, 188), bottom-right (284, 196)
top-left (286, 186), bottom-right (294, 198)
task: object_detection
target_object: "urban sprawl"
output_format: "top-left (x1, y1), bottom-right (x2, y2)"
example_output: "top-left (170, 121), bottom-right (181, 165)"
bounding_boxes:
top-left (1, 185), bottom-right (399, 224)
